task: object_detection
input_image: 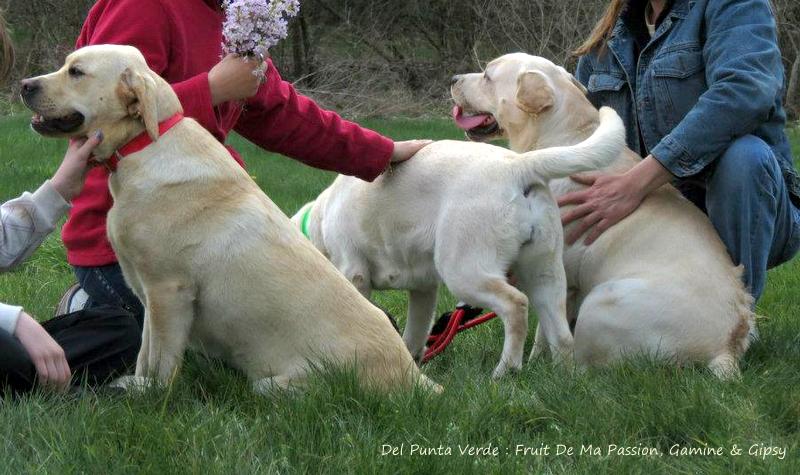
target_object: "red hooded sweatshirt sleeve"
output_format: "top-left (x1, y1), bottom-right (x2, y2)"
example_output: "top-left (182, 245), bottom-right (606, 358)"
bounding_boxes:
top-left (63, 0), bottom-right (393, 267)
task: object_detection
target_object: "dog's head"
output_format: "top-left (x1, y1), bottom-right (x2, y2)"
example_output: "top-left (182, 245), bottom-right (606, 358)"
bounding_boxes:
top-left (20, 44), bottom-right (181, 159)
top-left (450, 53), bottom-right (598, 152)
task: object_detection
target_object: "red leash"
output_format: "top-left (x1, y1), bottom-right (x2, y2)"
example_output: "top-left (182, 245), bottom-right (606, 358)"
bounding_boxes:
top-left (422, 307), bottom-right (497, 364)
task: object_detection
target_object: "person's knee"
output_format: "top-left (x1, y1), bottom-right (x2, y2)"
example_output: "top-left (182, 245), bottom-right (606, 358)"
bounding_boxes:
top-left (89, 308), bottom-right (142, 351)
top-left (0, 332), bottom-right (37, 394)
top-left (710, 135), bottom-right (781, 195)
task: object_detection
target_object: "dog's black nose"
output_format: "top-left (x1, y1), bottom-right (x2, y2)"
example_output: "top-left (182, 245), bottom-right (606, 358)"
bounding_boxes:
top-left (20, 79), bottom-right (41, 100)
top-left (450, 75), bottom-right (461, 86)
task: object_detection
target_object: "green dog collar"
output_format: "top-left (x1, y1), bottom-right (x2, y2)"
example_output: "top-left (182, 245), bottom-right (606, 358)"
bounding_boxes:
top-left (300, 203), bottom-right (312, 238)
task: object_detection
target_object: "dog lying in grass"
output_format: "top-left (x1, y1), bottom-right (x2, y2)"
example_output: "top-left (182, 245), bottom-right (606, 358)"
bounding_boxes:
top-left (450, 53), bottom-right (754, 378)
top-left (293, 107), bottom-right (625, 378)
top-left (21, 44), bottom-right (439, 394)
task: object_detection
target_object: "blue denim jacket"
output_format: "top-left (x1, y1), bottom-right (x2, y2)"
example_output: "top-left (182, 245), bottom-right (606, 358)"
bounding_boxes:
top-left (575, 0), bottom-right (799, 203)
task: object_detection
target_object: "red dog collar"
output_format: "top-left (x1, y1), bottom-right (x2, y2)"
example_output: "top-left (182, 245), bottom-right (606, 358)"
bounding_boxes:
top-left (106, 112), bottom-right (184, 172)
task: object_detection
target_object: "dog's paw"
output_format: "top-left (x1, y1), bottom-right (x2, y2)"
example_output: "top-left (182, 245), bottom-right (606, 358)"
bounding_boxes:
top-left (108, 375), bottom-right (156, 393)
top-left (417, 374), bottom-right (443, 394)
top-left (491, 360), bottom-right (522, 380)
top-left (412, 347), bottom-right (427, 366)
top-left (551, 347), bottom-right (575, 369)
top-left (528, 340), bottom-right (548, 362)
top-left (252, 375), bottom-right (302, 395)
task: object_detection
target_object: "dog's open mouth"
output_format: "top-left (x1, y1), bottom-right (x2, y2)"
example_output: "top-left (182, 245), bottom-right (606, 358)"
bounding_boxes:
top-left (451, 105), bottom-right (501, 141)
top-left (30, 111), bottom-right (85, 135)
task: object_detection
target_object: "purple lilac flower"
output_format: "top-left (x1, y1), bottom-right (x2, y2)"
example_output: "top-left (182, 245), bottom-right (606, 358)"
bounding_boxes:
top-left (222, 0), bottom-right (301, 58)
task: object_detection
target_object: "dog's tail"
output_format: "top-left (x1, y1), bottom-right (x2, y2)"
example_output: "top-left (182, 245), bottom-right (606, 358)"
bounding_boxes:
top-left (516, 106), bottom-right (625, 182)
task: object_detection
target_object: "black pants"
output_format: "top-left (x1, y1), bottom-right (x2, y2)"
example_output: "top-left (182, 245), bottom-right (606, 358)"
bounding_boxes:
top-left (0, 306), bottom-right (141, 396)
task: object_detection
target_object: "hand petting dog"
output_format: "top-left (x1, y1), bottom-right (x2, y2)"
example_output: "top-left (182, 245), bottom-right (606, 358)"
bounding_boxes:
top-left (559, 155), bottom-right (672, 245)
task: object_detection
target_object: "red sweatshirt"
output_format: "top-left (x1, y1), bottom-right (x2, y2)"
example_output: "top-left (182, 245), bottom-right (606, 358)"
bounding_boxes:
top-left (63, 0), bottom-right (394, 266)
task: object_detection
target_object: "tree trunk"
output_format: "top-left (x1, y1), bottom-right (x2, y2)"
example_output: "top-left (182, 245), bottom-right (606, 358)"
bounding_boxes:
top-left (787, 55), bottom-right (799, 121)
top-left (291, 10), bottom-right (316, 85)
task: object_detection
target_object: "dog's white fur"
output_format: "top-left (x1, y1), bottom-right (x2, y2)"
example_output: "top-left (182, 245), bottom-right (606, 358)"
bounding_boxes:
top-left (293, 106), bottom-right (626, 377)
top-left (24, 45), bottom-right (440, 393)
top-left (450, 53), bottom-right (753, 378)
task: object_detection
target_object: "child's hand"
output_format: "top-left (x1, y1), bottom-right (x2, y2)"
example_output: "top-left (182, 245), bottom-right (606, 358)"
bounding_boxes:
top-left (51, 131), bottom-right (104, 202)
top-left (390, 140), bottom-right (433, 163)
top-left (209, 54), bottom-right (265, 106)
top-left (14, 312), bottom-right (71, 391)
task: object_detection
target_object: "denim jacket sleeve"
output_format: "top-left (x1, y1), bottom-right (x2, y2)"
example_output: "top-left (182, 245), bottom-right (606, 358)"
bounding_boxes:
top-left (575, 56), bottom-right (593, 99)
top-left (650, 0), bottom-right (783, 177)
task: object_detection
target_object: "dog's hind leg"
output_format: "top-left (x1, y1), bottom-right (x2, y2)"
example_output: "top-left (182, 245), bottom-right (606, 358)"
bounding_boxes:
top-left (514, 252), bottom-right (574, 366)
top-left (404, 287), bottom-right (439, 363)
top-left (530, 322), bottom-right (546, 361)
top-left (435, 209), bottom-right (534, 378)
top-left (446, 275), bottom-right (529, 379)
top-left (251, 363), bottom-right (311, 395)
top-left (137, 279), bottom-right (196, 385)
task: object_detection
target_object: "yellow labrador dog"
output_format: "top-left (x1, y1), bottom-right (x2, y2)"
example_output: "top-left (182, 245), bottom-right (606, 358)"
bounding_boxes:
top-left (450, 53), bottom-right (754, 378)
top-left (292, 107), bottom-right (626, 378)
top-left (21, 44), bottom-right (439, 393)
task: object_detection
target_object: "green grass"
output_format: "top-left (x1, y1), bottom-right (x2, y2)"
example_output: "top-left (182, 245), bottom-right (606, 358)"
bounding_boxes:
top-left (0, 114), bottom-right (798, 474)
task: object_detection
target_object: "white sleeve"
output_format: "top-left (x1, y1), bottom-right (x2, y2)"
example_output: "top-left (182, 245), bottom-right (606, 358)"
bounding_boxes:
top-left (0, 180), bottom-right (70, 271)
top-left (0, 302), bottom-right (23, 335)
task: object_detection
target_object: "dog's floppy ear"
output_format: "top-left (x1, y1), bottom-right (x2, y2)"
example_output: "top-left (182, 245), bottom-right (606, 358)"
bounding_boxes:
top-left (119, 68), bottom-right (159, 141)
top-left (515, 70), bottom-right (555, 115)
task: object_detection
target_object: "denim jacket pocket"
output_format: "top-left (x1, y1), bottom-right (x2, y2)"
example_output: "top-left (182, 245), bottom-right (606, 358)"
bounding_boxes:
top-left (651, 48), bottom-right (705, 78)
top-left (587, 73), bottom-right (626, 92)
top-left (587, 73), bottom-right (627, 113)
top-left (587, 72), bottom-right (637, 150)
top-left (649, 48), bottom-right (707, 130)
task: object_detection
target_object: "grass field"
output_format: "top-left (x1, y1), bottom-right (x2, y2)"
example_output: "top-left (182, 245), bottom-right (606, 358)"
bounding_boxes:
top-left (0, 113), bottom-right (798, 474)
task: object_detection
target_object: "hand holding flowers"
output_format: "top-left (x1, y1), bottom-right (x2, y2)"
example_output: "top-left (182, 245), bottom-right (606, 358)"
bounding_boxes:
top-left (210, 1), bottom-right (301, 105)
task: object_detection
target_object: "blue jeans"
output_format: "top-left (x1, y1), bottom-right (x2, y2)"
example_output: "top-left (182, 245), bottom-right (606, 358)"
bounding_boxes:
top-left (74, 264), bottom-right (144, 329)
top-left (678, 135), bottom-right (800, 301)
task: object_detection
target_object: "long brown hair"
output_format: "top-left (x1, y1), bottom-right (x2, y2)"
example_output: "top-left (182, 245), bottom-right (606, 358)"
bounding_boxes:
top-left (573, 0), bottom-right (628, 57)
top-left (0, 9), bottom-right (14, 85)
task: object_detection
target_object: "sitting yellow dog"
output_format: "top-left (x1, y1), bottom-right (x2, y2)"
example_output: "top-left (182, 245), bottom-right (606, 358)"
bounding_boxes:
top-left (22, 44), bottom-right (437, 393)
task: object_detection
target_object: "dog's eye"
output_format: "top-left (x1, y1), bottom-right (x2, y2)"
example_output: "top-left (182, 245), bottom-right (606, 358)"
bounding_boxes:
top-left (68, 67), bottom-right (84, 78)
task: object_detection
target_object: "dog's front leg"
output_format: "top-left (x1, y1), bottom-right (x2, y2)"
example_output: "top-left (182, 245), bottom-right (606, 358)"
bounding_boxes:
top-left (136, 313), bottom-right (151, 374)
top-left (404, 287), bottom-right (439, 363)
top-left (135, 279), bottom-right (195, 385)
top-left (115, 256), bottom-right (153, 375)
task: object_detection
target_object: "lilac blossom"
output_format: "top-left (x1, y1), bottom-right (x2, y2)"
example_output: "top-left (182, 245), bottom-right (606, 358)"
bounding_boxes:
top-left (222, 0), bottom-right (301, 59)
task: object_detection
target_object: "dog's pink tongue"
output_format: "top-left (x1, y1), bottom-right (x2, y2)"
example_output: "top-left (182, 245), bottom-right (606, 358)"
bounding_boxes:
top-left (452, 105), bottom-right (491, 130)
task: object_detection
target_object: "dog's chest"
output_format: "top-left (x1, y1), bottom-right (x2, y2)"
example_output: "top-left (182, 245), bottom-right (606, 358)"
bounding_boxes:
top-left (106, 171), bottom-right (178, 253)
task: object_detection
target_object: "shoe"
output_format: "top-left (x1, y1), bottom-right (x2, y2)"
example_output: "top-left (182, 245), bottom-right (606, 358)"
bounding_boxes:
top-left (54, 283), bottom-right (89, 317)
